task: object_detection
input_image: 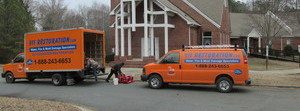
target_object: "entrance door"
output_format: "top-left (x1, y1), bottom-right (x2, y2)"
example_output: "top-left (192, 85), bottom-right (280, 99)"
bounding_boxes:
top-left (141, 37), bottom-right (159, 60)
top-left (141, 38), bottom-right (151, 58)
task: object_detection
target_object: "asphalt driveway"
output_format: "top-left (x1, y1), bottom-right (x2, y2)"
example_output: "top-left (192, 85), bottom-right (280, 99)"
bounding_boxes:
top-left (0, 78), bottom-right (299, 111)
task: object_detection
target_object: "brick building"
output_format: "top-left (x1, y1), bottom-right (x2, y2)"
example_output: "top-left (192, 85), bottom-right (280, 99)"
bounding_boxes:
top-left (230, 13), bottom-right (300, 54)
top-left (109, 0), bottom-right (231, 67)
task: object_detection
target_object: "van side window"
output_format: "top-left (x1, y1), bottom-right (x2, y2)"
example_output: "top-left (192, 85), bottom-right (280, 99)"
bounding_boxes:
top-left (160, 52), bottom-right (180, 64)
top-left (13, 54), bottom-right (24, 63)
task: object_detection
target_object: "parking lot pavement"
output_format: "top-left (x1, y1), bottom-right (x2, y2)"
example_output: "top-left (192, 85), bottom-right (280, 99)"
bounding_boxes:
top-left (0, 78), bottom-right (299, 111)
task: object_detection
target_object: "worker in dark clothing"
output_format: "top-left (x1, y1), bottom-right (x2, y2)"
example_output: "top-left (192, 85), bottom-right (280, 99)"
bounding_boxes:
top-left (106, 63), bottom-right (125, 82)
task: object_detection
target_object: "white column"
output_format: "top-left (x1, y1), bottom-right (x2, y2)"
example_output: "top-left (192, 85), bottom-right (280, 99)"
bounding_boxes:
top-left (150, 0), bottom-right (154, 56)
top-left (188, 26), bottom-right (191, 45)
top-left (258, 37), bottom-right (261, 53)
top-left (127, 4), bottom-right (132, 56)
top-left (247, 36), bottom-right (250, 54)
top-left (164, 12), bottom-right (169, 54)
top-left (131, 0), bottom-right (136, 31)
top-left (143, 0), bottom-right (149, 57)
top-left (115, 15), bottom-right (119, 56)
top-left (120, 0), bottom-right (125, 57)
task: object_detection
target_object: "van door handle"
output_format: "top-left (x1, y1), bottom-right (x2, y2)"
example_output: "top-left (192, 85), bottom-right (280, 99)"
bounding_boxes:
top-left (179, 65), bottom-right (182, 69)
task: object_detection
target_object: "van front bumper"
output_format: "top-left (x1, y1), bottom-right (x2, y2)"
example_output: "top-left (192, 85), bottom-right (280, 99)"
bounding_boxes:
top-left (1, 72), bottom-right (5, 78)
top-left (245, 79), bottom-right (252, 85)
top-left (141, 74), bottom-right (148, 81)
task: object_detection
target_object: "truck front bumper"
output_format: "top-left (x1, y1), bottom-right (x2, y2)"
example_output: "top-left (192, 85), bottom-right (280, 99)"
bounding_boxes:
top-left (141, 74), bottom-right (148, 81)
top-left (245, 79), bottom-right (252, 85)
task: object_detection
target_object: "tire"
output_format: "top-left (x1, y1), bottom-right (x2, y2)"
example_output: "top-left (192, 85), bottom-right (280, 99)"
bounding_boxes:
top-left (5, 72), bottom-right (15, 83)
top-left (73, 77), bottom-right (84, 83)
top-left (148, 75), bottom-right (163, 89)
top-left (52, 73), bottom-right (66, 86)
top-left (216, 77), bottom-right (233, 93)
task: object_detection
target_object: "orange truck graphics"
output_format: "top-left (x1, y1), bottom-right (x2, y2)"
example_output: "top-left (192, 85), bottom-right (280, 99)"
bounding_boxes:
top-left (141, 45), bottom-right (251, 93)
top-left (1, 28), bottom-right (106, 86)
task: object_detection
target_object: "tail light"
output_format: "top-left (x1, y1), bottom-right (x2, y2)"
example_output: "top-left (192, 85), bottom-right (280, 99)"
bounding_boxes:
top-left (244, 57), bottom-right (248, 64)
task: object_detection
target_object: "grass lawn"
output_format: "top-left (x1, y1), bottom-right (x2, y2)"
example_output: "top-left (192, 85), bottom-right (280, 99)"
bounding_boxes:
top-left (249, 57), bottom-right (300, 71)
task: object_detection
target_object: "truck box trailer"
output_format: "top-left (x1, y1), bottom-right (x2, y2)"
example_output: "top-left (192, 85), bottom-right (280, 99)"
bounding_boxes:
top-left (1, 28), bottom-right (106, 85)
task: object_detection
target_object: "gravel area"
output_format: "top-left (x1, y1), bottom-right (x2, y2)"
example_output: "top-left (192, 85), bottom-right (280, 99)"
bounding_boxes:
top-left (0, 97), bottom-right (81, 111)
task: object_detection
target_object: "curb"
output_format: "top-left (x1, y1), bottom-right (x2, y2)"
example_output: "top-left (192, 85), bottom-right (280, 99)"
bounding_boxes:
top-left (250, 85), bottom-right (300, 89)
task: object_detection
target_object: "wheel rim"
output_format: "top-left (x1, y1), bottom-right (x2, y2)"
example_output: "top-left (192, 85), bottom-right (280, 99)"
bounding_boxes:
top-left (150, 78), bottom-right (160, 87)
top-left (219, 80), bottom-right (230, 91)
top-left (53, 76), bottom-right (60, 85)
top-left (6, 74), bottom-right (13, 82)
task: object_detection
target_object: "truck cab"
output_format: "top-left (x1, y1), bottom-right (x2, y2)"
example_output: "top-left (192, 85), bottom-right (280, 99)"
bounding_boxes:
top-left (2, 53), bottom-right (27, 83)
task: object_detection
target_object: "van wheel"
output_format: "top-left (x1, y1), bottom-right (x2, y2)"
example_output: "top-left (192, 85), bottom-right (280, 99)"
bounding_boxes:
top-left (148, 75), bottom-right (163, 89)
top-left (216, 77), bottom-right (233, 93)
top-left (52, 74), bottom-right (66, 86)
top-left (5, 72), bottom-right (15, 83)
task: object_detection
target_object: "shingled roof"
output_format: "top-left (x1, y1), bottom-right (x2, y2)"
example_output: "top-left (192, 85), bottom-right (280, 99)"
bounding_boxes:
top-left (184, 0), bottom-right (224, 27)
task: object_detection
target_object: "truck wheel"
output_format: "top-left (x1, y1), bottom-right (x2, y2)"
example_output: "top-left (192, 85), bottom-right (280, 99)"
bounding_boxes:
top-left (148, 75), bottom-right (163, 89)
top-left (73, 77), bottom-right (84, 83)
top-left (52, 74), bottom-right (66, 86)
top-left (216, 77), bottom-right (233, 93)
top-left (5, 72), bottom-right (15, 83)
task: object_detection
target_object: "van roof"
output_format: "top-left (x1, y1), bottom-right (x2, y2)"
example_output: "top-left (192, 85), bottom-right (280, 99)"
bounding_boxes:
top-left (173, 48), bottom-right (244, 52)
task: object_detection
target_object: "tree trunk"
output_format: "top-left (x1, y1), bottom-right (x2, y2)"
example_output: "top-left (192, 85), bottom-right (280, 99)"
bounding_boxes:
top-left (266, 45), bottom-right (269, 70)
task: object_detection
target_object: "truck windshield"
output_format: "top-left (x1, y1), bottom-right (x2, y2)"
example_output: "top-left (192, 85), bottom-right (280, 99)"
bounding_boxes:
top-left (13, 54), bottom-right (24, 63)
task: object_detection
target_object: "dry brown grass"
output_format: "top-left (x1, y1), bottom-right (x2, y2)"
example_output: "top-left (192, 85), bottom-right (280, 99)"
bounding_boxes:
top-left (249, 57), bottom-right (299, 71)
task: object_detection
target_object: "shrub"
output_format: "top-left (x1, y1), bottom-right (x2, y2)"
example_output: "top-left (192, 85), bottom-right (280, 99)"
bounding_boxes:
top-left (283, 45), bottom-right (294, 56)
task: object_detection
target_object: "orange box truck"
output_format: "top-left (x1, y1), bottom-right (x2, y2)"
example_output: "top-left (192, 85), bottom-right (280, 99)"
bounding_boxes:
top-left (1, 28), bottom-right (106, 86)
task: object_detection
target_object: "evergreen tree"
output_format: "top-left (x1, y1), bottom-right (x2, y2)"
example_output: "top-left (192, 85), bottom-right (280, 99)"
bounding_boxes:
top-left (0, 0), bottom-right (35, 63)
top-left (228, 0), bottom-right (249, 13)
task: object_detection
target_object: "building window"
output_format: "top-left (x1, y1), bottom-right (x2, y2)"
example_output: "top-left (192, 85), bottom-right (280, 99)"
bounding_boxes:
top-left (287, 39), bottom-right (291, 45)
top-left (203, 32), bottom-right (212, 45)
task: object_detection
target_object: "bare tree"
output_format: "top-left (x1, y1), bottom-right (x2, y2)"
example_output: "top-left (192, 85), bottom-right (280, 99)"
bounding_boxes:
top-left (35, 0), bottom-right (67, 31)
top-left (62, 10), bottom-right (85, 29)
top-left (249, 0), bottom-right (294, 70)
top-left (79, 3), bottom-right (110, 30)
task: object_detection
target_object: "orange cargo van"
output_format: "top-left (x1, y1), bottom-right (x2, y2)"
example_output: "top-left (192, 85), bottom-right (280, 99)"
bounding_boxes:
top-left (1, 28), bottom-right (106, 86)
top-left (141, 45), bottom-right (251, 93)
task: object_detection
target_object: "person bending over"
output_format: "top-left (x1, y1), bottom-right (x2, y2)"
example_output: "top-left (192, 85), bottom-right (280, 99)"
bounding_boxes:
top-left (86, 58), bottom-right (105, 81)
top-left (106, 63), bottom-right (125, 82)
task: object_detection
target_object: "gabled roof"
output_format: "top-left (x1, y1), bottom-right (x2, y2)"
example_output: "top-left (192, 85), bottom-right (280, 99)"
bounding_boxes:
top-left (157, 0), bottom-right (199, 26)
top-left (230, 12), bottom-right (296, 38)
top-left (110, 0), bottom-right (199, 26)
top-left (230, 13), bottom-right (253, 37)
top-left (183, 0), bottom-right (224, 28)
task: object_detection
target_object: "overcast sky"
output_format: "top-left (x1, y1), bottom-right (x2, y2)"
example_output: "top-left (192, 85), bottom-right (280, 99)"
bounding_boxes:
top-left (63, 0), bottom-right (110, 9)
top-left (64, 0), bottom-right (248, 10)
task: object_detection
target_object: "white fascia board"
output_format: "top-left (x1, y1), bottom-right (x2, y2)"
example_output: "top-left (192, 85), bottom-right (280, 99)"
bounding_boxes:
top-left (183, 0), bottom-right (221, 28)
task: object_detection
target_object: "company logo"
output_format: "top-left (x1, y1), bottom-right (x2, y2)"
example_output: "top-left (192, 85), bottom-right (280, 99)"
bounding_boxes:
top-left (234, 69), bottom-right (242, 75)
top-left (26, 59), bottom-right (33, 65)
